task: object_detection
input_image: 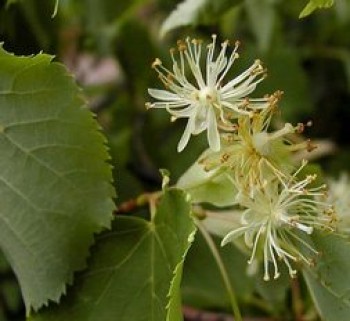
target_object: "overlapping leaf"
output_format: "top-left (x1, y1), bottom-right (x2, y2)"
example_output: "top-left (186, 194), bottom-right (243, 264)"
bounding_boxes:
top-left (303, 233), bottom-right (350, 321)
top-left (182, 233), bottom-right (254, 309)
top-left (0, 46), bottom-right (115, 313)
top-left (30, 189), bottom-right (196, 321)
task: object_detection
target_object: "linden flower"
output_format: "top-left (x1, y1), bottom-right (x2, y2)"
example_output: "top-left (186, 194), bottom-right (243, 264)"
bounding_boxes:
top-left (327, 174), bottom-right (350, 232)
top-left (199, 103), bottom-right (315, 191)
top-left (146, 35), bottom-right (269, 152)
top-left (221, 164), bottom-right (336, 280)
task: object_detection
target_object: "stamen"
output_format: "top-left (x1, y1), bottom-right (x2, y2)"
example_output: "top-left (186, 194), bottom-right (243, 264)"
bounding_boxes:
top-left (152, 58), bottom-right (162, 68)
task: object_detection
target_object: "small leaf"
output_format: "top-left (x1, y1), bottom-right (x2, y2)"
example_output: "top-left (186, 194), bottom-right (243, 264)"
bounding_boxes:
top-left (299, 0), bottom-right (334, 18)
top-left (161, 0), bottom-right (243, 36)
top-left (0, 46), bottom-right (115, 313)
top-left (31, 189), bottom-right (196, 321)
top-left (303, 233), bottom-right (350, 321)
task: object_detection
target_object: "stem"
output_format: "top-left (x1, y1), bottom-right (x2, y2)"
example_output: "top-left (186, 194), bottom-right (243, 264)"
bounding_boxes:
top-left (196, 220), bottom-right (243, 321)
top-left (114, 191), bottom-right (162, 218)
top-left (291, 278), bottom-right (304, 321)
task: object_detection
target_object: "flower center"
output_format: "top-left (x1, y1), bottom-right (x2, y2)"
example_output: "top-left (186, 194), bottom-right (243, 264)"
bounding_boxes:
top-left (252, 123), bottom-right (294, 157)
top-left (196, 86), bottom-right (218, 105)
top-left (252, 132), bottom-right (271, 156)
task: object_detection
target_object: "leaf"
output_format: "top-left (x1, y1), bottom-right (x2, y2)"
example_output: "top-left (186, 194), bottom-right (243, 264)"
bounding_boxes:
top-left (176, 151), bottom-right (237, 207)
top-left (303, 233), bottom-right (350, 321)
top-left (82, 0), bottom-right (146, 54)
top-left (260, 44), bottom-right (313, 122)
top-left (0, 46), bottom-right (115, 313)
top-left (30, 189), bottom-right (196, 321)
top-left (182, 232), bottom-right (254, 309)
top-left (5, 0), bottom-right (19, 7)
top-left (160, 0), bottom-right (243, 36)
top-left (255, 264), bottom-right (290, 314)
top-left (244, 0), bottom-right (276, 52)
top-left (299, 0), bottom-right (334, 18)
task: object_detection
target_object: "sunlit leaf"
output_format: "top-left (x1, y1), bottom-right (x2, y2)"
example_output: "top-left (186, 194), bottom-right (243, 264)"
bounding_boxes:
top-left (299, 0), bottom-right (334, 18)
top-left (0, 46), bottom-right (115, 313)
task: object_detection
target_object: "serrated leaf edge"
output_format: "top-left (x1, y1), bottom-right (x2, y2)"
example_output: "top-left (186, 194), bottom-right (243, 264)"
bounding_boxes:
top-left (0, 45), bottom-right (116, 314)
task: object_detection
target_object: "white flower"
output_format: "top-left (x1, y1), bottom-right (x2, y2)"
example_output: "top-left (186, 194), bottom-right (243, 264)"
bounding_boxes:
top-left (221, 163), bottom-right (336, 280)
top-left (146, 35), bottom-right (268, 152)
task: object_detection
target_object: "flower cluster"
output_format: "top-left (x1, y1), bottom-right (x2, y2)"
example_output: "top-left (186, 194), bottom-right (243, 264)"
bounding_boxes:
top-left (147, 35), bottom-right (337, 280)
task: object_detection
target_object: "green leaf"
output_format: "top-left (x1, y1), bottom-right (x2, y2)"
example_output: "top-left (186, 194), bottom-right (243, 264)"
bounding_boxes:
top-left (5, 0), bottom-right (19, 7)
top-left (303, 233), bottom-right (350, 321)
top-left (176, 151), bottom-right (237, 207)
top-left (82, 0), bottom-right (146, 54)
top-left (160, 0), bottom-right (243, 36)
top-left (260, 44), bottom-right (313, 122)
top-left (182, 232), bottom-right (254, 309)
top-left (30, 189), bottom-right (196, 321)
top-left (255, 264), bottom-right (290, 314)
top-left (299, 0), bottom-right (334, 18)
top-left (0, 46), bottom-right (115, 313)
top-left (244, 0), bottom-right (276, 52)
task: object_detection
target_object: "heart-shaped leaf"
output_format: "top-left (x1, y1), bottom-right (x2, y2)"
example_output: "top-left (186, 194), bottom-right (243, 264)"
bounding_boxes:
top-left (30, 189), bottom-right (196, 321)
top-left (0, 46), bottom-right (115, 313)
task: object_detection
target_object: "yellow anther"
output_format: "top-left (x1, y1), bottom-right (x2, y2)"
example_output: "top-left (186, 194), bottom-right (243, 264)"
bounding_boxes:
top-left (152, 58), bottom-right (162, 68)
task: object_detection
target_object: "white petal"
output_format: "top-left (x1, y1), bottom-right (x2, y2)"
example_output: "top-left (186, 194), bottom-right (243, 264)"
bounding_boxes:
top-left (192, 104), bottom-right (207, 135)
top-left (221, 226), bottom-right (250, 246)
top-left (148, 88), bottom-right (181, 101)
top-left (177, 116), bottom-right (195, 152)
top-left (295, 222), bottom-right (313, 234)
top-left (220, 64), bottom-right (257, 93)
top-left (166, 104), bottom-right (195, 118)
top-left (151, 101), bottom-right (189, 109)
top-left (222, 83), bottom-right (257, 100)
top-left (207, 107), bottom-right (220, 151)
top-left (244, 229), bottom-right (255, 248)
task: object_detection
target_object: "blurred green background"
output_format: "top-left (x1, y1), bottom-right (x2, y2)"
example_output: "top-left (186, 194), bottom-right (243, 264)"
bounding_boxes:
top-left (0, 0), bottom-right (349, 319)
